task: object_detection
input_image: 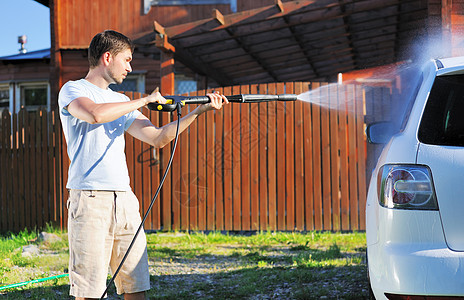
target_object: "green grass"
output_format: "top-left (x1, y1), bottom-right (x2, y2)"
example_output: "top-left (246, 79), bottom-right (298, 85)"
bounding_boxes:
top-left (0, 229), bottom-right (368, 299)
top-left (0, 227), bottom-right (69, 299)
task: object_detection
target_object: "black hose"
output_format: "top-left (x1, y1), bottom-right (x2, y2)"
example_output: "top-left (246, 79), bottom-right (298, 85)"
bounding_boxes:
top-left (100, 103), bottom-right (182, 299)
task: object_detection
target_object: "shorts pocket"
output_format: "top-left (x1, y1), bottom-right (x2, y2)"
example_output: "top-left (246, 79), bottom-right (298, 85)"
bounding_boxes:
top-left (125, 192), bottom-right (142, 230)
top-left (126, 191), bottom-right (141, 214)
top-left (68, 190), bottom-right (89, 220)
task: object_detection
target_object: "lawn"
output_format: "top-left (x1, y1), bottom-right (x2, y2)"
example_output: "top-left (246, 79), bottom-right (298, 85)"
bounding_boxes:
top-left (0, 228), bottom-right (368, 299)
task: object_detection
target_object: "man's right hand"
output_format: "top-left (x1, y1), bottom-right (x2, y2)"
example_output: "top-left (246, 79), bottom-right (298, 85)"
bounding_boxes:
top-left (144, 87), bottom-right (167, 105)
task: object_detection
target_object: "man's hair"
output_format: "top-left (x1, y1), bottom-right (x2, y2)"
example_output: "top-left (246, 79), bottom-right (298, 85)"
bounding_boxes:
top-left (88, 30), bottom-right (135, 68)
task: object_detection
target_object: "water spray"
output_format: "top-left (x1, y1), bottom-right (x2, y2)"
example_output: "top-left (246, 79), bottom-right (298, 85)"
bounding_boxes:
top-left (100, 93), bottom-right (297, 299)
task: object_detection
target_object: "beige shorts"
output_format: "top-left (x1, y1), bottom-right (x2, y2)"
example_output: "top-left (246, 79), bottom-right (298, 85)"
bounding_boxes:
top-left (67, 190), bottom-right (150, 298)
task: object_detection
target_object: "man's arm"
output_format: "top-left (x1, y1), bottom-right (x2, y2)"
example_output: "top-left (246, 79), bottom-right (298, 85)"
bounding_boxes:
top-left (126, 92), bottom-right (228, 148)
top-left (66, 91), bottom-right (165, 124)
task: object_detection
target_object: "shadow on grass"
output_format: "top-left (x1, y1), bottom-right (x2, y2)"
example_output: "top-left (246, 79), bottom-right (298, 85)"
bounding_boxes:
top-left (0, 280), bottom-right (119, 300)
top-left (146, 244), bottom-right (368, 299)
top-left (148, 264), bottom-right (369, 300)
top-left (0, 264), bottom-right (369, 300)
top-left (148, 243), bottom-right (350, 265)
top-left (0, 283), bottom-right (71, 299)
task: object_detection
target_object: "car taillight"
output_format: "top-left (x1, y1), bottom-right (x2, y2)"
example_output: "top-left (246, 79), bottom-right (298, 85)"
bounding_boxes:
top-left (378, 164), bottom-right (439, 210)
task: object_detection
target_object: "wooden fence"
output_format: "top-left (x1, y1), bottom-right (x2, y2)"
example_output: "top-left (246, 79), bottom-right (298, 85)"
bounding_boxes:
top-left (0, 82), bottom-right (392, 233)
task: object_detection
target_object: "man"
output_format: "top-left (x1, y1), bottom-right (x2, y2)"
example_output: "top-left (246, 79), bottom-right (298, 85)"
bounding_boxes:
top-left (58, 30), bottom-right (228, 300)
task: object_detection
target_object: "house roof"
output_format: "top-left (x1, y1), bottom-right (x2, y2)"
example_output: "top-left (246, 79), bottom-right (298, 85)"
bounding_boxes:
top-left (33, 0), bottom-right (49, 7)
top-left (0, 49), bottom-right (50, 61)
top-left (136, 0), bottom-right (433, 86)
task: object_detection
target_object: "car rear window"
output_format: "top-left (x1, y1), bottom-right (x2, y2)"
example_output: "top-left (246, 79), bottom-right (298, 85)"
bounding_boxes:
top-left (418, 74), bottom-right (464, 146)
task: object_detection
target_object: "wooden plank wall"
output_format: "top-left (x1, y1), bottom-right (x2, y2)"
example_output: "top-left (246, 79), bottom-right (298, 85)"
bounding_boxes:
top-left (0, 109), bottom-right (63, 233)
top-left (54, 0), bottom-right (235, 49)
top-left (53, 0), bottom-right (289, 49)
top-left (0, 81), bottom-right (385, 233)
top-left (0, 61), bottom-right (51, 83)
top-left (58, 50), bottom-right (161, 99)
top-left (236, 0), bottom-right (295, 12)
top-left (123, 82), bottom-right (369, 232)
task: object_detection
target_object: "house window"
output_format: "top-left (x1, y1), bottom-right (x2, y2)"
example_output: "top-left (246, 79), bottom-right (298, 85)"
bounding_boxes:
top-left (175, 74), bottom-right (197, 95)
top-left (109, 73), bottom-right (146, 93)
top-left (0, 86), bottom-right (9, 110)
top-left (17, 82), bottom-right (50, 111)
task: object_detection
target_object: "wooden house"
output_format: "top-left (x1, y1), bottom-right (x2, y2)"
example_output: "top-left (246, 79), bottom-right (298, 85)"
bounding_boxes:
top-left (0, 0), bottom-right (270, 113)
top-left (0, 49), bottom-right (51, 113)
top-left (45, 0), bottom-right (290, 109)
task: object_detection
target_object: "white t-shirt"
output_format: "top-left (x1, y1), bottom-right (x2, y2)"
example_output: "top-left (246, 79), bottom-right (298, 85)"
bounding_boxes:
top-left (58, 79), bottom-right (141, 191)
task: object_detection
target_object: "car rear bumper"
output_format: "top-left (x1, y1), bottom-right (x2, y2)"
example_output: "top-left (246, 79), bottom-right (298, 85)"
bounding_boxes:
top-left (369, 238), bottom-right (464, 299)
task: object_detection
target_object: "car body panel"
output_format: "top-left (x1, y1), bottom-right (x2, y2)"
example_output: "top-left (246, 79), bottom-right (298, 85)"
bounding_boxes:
top-left (417, 134), bottom-right (464, 251)
top-left (366, 57), bottom-right (464, 299)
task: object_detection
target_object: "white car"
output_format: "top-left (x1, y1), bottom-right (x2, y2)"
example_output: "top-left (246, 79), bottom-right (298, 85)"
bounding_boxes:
top-left (366, 57), bottom-right (464, 299)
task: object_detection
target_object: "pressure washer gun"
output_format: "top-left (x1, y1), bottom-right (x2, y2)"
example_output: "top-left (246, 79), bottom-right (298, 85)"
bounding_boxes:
top-left (147, 94), bottom-right (298, 112)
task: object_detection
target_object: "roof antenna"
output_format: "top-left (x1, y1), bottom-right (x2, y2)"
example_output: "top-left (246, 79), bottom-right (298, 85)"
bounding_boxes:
top-left (18, 35), bottom-right (27, 54)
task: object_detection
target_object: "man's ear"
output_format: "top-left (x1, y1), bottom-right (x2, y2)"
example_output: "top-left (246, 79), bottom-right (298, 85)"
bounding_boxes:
top-left (101, 52), bottom-right (112, 66)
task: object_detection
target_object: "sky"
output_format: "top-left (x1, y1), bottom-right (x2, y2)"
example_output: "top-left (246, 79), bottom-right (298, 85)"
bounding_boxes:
top-left (0, 0), bottom-right (50, 57)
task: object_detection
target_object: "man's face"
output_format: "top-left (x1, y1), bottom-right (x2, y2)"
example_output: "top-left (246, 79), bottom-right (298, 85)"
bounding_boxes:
top-left (107, 48), bottom-right (133, 85)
